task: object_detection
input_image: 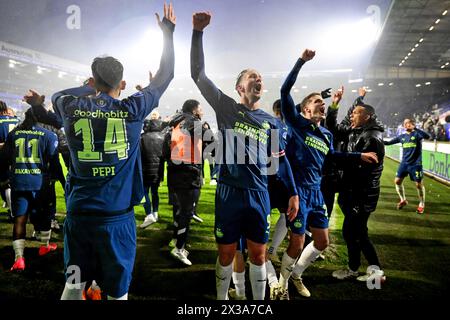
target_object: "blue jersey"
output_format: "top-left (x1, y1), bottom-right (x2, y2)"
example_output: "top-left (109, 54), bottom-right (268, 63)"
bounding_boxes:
top-left (4, 125), bottom-right (58, 191)
top-left (384, 129), bottom-right (430, 165)
top-left (0, 115), bottom-right (20, 143)
top-left (285, 117), bottom-right (334, 188)
top-left (281, 58), bottom-right (359, 188)
top-left (52, 87), bottom-right (165, 215)
top-left (191, 30), bottom-right (297, 196)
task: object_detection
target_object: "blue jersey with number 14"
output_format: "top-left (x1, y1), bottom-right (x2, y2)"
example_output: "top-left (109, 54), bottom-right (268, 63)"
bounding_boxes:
top-left (53, 88), bottom-right (162, 215)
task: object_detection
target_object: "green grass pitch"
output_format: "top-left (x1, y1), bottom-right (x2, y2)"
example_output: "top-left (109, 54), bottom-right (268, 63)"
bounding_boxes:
top-left (0, 158), bottom-right (449, 300)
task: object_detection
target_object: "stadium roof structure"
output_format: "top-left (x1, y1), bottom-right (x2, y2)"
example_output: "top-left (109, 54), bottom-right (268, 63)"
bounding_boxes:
top-left (0, 41), bottom-right (89, 77)
top-left (0, 0), bottom-right (448, 124)
top-left (362, 0), bottom-right (450, 123)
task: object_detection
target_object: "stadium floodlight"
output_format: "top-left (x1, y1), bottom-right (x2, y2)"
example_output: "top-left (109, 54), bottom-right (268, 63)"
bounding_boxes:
top-left (126, 28), bottom-right (163, 72)
top-left (411, 48), bottom-right (415, 52)
top-left (378, 83), bottom-right (384, 86)
top-left (322, 17), bottom-right (380, 54)
top-left (389, 82), bottom-right (394, 86)
top-left (348, 78), bottom-right (363, 83)
top-left (419, 38), bottom-right (424, 42)
top-left (9, 59), bottom-right (20, 68)
top-left (443, 10), bottom-right (448, 16)
top-left (429, 26), bottom-right (434, 31)
top-left (415, 43), bottom-right (419, 48)
top-left (425, 82), bottom-right (431, 85)
top-left (435, 19), bottom-right (441, 24)
top-left (446, 62), bottom-right (450, 66)
top-left (416, 84), bottom-right (421, 87)
top-left (408, 53), bottom-right (411, 56)
top-left (351, 89), bottom-right (357, 93)
top-left (441, 65), bottom-right (446, 69)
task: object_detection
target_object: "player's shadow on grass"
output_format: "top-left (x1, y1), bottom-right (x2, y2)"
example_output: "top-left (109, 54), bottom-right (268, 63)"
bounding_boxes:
top-left (370, 212), bottom-right (450, 229)
top-left (130, 266), bottom-right (216, 300)
top-left (0, 246), bottom-right (64, 279)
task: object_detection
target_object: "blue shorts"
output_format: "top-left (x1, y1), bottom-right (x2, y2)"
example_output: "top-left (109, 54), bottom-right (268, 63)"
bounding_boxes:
top-left (289, 187), bottom-right (329, 235)
top-left (215, 184), bottom-right (271, 245)
top-left (11, 190), bottom-right (40, 217)
top-left (397, 163), bottom-right (423, 182)
top-left (63, 211), bottom-right (136, 298)
top-left (12, 190), bottom-right (52, 231)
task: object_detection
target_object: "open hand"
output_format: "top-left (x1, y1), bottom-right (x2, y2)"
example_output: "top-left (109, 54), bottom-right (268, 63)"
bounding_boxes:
top-left (156, 2), bottom-right (176, 29)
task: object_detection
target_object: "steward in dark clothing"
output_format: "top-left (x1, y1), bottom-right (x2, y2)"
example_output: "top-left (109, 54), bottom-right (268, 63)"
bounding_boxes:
top-left (327, 102), bottom-right (385, 276)
top-left (140, 119), bottom-right (165, 221)
top-left (163, 100), bottom-right (207, 265)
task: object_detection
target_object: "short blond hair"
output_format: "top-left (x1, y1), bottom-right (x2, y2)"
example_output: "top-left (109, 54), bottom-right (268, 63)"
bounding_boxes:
top-left (150, 110), bottom-right (160, 120)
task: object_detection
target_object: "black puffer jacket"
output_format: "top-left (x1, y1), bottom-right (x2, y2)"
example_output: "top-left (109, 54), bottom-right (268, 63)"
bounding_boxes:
top-left (140, 119), bottom-right (165, 185)
top-left (338, 120), bottom-right (385, 213)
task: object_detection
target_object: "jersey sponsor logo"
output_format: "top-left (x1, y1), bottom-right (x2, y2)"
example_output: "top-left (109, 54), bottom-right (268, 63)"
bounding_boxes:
top-left (72, 109), bottom-right (129, 119)
top-left (402, 142), bottom-right (417, 148)
top-left (411, 136), bottom-right (416, 141)
top-left (233, 121), bottom-right (269, 145)
top-left (305, 135), bottom-right (329, 155)
top-left (14, 130), bottom-right (45, 136)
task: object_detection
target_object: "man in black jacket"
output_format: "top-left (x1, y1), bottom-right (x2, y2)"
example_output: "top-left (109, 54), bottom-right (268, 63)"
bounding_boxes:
top-left (328, 102), bottom-right (386, 283)
top-left (140, 114), bottom-right (165, 228)
top-left (164, 99), bottom-right (206, 266)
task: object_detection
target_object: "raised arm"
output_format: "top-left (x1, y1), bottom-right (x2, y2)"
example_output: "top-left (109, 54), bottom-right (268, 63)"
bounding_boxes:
top-left (190, 12), bottom-right (235, 112)
top-left (145, 3), bottom-right (176, 99)
top-left (280, 49), bottom-right (315, 126)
